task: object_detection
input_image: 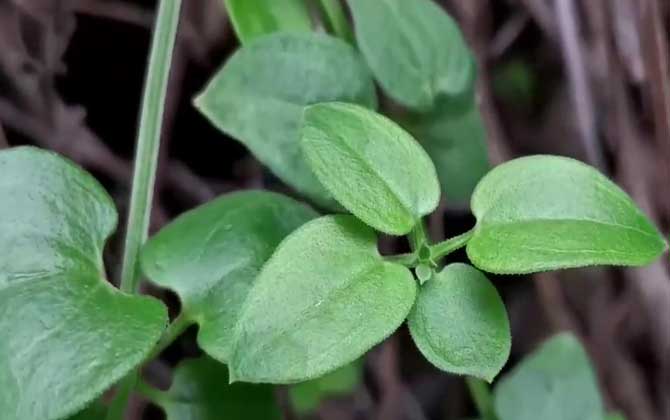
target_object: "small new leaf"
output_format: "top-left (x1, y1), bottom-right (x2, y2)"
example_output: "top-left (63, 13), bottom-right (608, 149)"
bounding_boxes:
top-left (158, 357), bottom-right (280, 420)
top-left (408, 264), bottom-right (510, 381)
top-left (289, 360), bottom-right (363, 414)
top-left (230, 215), bottom-right (417, 383)
top-left (347, 0), bottom-right (475, 110)
top-left (0, 147), bottom-right (167, 420)
top-left (195, 33), bottom-right (377, 207)
top-left (224, 0), bottom-right (312, 44)
top-left (494, 333), bottom-right (604, 420)
top-left (467, 155), bottom-right (667, 274)
top-left (301, 103), bottom-right (441, 235)
top-left (141, 191), bottom-right (316, 363)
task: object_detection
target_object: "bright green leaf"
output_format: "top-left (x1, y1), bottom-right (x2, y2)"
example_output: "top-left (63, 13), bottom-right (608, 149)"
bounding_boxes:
top-left (230, 215), bottom-right (417, 383)
top-left (347, 0), bottom-right (475, 110)
top-left (141, 191), bottom-right (316, 363)
top-left (408, 264), bottom-right (510, 382)
top-left (467, 155), bottom-right (667, 274)
top-left (494, 333), bottom-right (604, 420)
top-left (606, 413), bottom-right (626, 420)
top-left (301, 103), bottom-right (440, 235)
top-left (407, 99), bottom-right (490, 204)
top-left (195, 33), bottom-right (377, 207)
top-left (289, 360), bottom-right (363, 414)
top-left (158, 357), bottom-right (280, 420)
top-left (0, 147), bottom-right (167, 420)
top-left (224, 0), bottom-right (312, 44)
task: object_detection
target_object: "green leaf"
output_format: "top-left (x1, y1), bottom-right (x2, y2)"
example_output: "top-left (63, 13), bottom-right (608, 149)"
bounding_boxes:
top-left (224, 0), bottom-right (312, 44)
top-left (0, 147), bottom-right (167, 420)
top-left (494, 333), bottom-right (604, 420)
top-left (606, 413), bottom-right (625, 420)
top-left (195, 33), bottom-right (377, 207)
top-left (408, 264), bottom-right (510, 382)
top-left (467, 155), bottom-right (667, 274)
top-left (346, 0), bottom-right (475, 110)
top-left (141, 191), bottom-right (316, 363)
top-left (301, 102), bottom-right (440, 235)
top-left (407, 99), bottom-right (490, 204)
top-left (157, 357), bottom-right (280, 420)
top-left (230, 215), bottom-right (417, 383)
top-left (289, 360), bottom-right (363, 414)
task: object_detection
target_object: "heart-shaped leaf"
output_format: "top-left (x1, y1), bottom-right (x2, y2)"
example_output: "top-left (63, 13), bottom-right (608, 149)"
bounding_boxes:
top-left (230, 215), bottom-right (417, 383)
top-left (224, 0), bottom-right (312, 44)
top-left (0, 147), bottom-right (167, 420)
top-left (407, 99), bottom-right (490, 204)
top-left (154, 357), bottom-right (280, 420)
top-left (141, 191), bottom-right (316, 362)
top-left (346, 0), bottom-right (475, 110)
top-left (467, 155), bottom-right (667, 274)
top-left (195, 33), bottom-right (377, 207)
top-left (408, 263), bottom-right (510, 381)
top-left (494, 333), bottom-right (604, 420)
top-left (301, 103), bottom-right (440, 235)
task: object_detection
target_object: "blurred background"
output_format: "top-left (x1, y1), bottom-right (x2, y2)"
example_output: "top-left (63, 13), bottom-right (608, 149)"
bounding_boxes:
top-left (1, 0), bottom-right (668, 419)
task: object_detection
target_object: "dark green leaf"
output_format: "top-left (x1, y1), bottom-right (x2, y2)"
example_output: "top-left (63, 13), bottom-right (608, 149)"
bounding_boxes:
top-left (230, 215), bottom-right (417, 383)
top-left (347, 0), bottom-right (475, 110)
top-left (606, 413), bottom-right (625, 420)
top-left (301, 103), bottom-right (440, 235)
top-left (0, 147), bottom-right (167, 420)
top-left (494, 333), bottom-right (604, 420)
top-left (141, 191), bottom-right (316, 363)
top-left (408, 264), bottom-right (510, 381)
top-left (224, 0), bottom-right (312, 44)
top-left (289, 360), bottom-right (363, 414)
top-left (66, 402), bottom-right (107, 420)
top-left (407, 99), bottom-right (490, 204)
top-left (157, 357), bottom-right (280, 420)
top-left (195, 33), bottom-right (377, 207)
top-left (467, 155), bottom-right (667, 274)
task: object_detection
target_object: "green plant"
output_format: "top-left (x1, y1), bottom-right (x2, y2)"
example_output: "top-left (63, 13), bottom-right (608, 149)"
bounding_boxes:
top-left (0, 0), bottom-right (666, 419)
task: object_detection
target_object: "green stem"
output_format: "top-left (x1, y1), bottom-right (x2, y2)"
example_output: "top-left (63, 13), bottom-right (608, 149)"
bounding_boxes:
top-left (136, 379), bottom-right (169, 406)
top-left (466, 377), bottom-right (497, 420)
top-left (146, 313), bottom-right (193, 361)
top-left (430, 228), bottom-right (474, 261)
top-left (385, 252), bottom-right (418, 267)
top-left (107, 1), bottom-right (182, 419)
top-left (316, 0), bottom-right (354, 43)
top-left (409, 220), bottom-right (429, 252)
top-left (119, 0), bottom-right (182, 294)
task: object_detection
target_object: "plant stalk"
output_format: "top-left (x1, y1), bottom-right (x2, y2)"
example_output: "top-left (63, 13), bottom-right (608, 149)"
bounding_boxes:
top-left (466, 377), bottom-right (497, 420)
top-left (430, 228), bottom-right (474, 261)
top-left (146, 313), bottom-right (193, 361)
top-left (107, 1), bottom-right (182, 418)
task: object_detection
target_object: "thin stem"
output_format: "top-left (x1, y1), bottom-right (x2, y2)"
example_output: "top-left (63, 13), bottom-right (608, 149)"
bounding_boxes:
top-left (136, 379), bottom-right (169, 406)
top-left (408, 220), bottom-right (429, 252)
top-left (146, 313), bottom-right (193, 361)
top-left (316, 0), bottom-right (354, 43)
top-left (466, 377), bottom-right (497, 420)
top-left (106, 1), bottom-right (182, 419)
top-left (385, 252), bottom-right (419, 267)
top-left (119, 0), bottom-right (182, 294)
top-left (430, 228), bottom-right (474, 261)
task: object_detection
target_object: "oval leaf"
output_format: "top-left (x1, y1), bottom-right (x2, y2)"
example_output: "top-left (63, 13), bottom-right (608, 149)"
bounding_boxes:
top-left (301, 103), bottom-right (440, 235)
top-left (0, 147), bottom-right (167, 420)
top-left (407, 99), bottom-right (490, 204)
top-left (225, 0), bottom-right (312, 44)
top-left (408, 264), bottom-right (510, 381)
top-left (494, 333), bottom-right (604, 420)
top-left (141, 191), bottom-right (316, 362)
top-left (347, 0), bottom-right (475, 110)
top-left (157, 357), bottom-right (280, 420)
top-left (467, 155), bottom-right (667, 274)
top-left (195, 33), bottom-right (377, 207)
top-left (230, 215), bottom-right (417, 383)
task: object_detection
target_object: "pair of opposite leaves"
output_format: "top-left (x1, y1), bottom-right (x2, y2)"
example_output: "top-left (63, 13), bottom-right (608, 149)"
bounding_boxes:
top-left (1, 101), bottom-right (664, 420)
top-left (199, 0), bottom-right (488, 206)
